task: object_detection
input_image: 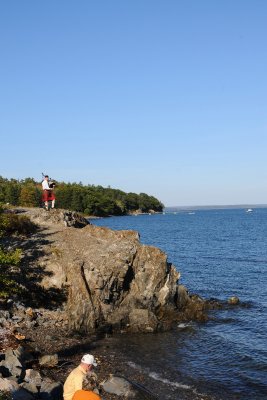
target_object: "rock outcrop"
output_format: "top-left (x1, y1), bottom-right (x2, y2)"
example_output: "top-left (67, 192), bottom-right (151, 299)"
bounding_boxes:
top-left (62, 225), bottom-right (181, 333)
top-left (4, 208), bottom-right (215, 334)
top-left (25, 208), bottom-right (89, 228)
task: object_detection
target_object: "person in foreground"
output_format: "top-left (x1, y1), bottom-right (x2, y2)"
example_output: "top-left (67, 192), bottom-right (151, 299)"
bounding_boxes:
top-left (63, 354), bottom-right (101, 400)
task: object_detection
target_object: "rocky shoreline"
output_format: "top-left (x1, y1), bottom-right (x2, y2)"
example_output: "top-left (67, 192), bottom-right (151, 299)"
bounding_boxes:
top-left (0, 314), bottom-right (217, 400)
top-left (0, 207), bottom-right (227, 400)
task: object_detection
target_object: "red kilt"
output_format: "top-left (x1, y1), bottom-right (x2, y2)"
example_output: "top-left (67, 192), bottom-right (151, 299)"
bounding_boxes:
top-left (42, 190), bottom-right (55, 202)
top-left (49, 191), bottom-right (56, 201)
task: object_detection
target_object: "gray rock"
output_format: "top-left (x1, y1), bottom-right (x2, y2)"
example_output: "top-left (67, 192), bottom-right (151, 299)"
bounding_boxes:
top-left (39, 354), bottom-right (58, 368)
top-left (26, 208), bottom-right (89, 229)
top-left (101, 376), bottom-right (135, 396)
top-left (176, 285), bottom-right (190, 308)
top-left (0, 310), bottom-right (11, 319)
top-left (228, 296), bottom-right (240, 305)
top-left (0, 317), bottom-right (10, 327)
top-left (63, 211), bottom-right (89, 228)
top-left (11, 316), bottom-right (24, 323)
top-left (20, 382), bottom-right (39, 394)
top-left (0, 377), bottom-right (19, 392)
top-left (40, 379), bottom-right (63, 400)
top-left (0, 348), bottom-right (24, 379)
top-left (24, 369), bottom-right (42, 384)
top-left (101, 376), bottom-right (158, 399)
top-left (13, 303), bottom-right (26, 312)
top-left (24, 320), bottom-right (37, 329)
top-left (13, 388), bottom-right (35, 400)
top-left (129, 309), bottom-right (159, 333)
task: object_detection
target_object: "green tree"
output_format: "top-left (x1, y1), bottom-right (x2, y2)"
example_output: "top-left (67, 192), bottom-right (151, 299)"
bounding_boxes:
top-left (6, 182), bottom-right (21, 205)
top-left (55, 184), bottom-right (73, 209)
top-left (138, 193), bottom-right (151, 212)
top-left (0, 176), bottom-right (164, 216)
top-left (19, 185), bottom-right (41, 207)
top-left (71, 187), bottom-right (84, 212)
top-left (126, 192), bottom-right (139, 210)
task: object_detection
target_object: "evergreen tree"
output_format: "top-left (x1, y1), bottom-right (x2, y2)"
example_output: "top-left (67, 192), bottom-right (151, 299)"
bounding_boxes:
top-left (0, 176), bottom-right (164, 216)
top-left (19, 185), bottom-right (40, 207)
top-left (6, 183), bottom-right (21, 205)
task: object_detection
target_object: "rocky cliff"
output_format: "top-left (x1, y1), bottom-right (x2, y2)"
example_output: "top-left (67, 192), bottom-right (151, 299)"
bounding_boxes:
top-left (59, 225), bottom-right (181, 333)
top-left (7, 208), bottom-right (212, 334)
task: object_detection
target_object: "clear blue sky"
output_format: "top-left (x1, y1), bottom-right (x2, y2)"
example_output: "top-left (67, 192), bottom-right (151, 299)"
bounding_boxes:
top-left (1, 0), bottom-right (266, 206)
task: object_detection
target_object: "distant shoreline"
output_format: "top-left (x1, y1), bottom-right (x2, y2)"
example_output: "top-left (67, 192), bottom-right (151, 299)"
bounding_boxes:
top-left (165, 204), bottom-right (267, 211)
top-left (87, 206), bottom-right (267, 219)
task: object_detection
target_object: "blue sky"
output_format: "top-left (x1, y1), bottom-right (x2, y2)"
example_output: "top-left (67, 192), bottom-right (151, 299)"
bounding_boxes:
top-left (1, 0), bottom-right (266, 206)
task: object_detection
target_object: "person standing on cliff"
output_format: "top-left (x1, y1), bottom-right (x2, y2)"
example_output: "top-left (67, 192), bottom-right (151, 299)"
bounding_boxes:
top-left (42, 174), bottom-right (56, 210)
top-left (63, 354), bottom-right (100, 400)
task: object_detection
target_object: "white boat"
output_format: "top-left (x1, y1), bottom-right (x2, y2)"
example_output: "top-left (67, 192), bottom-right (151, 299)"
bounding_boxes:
top-left (246, 208), bottom-right (253, 213)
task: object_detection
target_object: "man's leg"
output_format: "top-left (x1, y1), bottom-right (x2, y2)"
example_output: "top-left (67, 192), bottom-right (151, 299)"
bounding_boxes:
top-left (43, 191), bottom-right (49, 210)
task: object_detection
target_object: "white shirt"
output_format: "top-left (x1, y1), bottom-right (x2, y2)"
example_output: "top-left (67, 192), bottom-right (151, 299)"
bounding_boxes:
top-left (42, 179), bottom-right (50, 190)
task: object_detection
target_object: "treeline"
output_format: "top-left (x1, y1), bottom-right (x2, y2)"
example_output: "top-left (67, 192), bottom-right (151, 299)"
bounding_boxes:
top-left (0, 176), bottom-right (164, 216)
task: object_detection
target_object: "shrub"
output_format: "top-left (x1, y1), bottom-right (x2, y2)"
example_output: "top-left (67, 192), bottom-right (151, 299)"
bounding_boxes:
top-left (0, 213), bottom-right (36, 237)
top-left (0, 392), bottom-right (13, 400)
top-left (0, 247), bottom-right (21, 265)
top-left (0, 247), bottom-right (23, 298)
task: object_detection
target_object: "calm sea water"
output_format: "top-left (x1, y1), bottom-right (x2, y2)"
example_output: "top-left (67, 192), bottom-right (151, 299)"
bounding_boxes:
top-left (91, 208), bottom-right (267, 400)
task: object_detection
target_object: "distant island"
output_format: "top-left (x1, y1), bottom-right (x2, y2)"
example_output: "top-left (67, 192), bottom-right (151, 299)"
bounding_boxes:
top-left (0, 176), bottom-right (164, 217)
top-left (166, 204), bottom-right (267, 212)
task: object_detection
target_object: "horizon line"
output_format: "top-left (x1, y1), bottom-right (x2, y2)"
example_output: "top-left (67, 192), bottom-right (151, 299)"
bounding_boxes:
top-left (165, 203), bottom-right (267, 209)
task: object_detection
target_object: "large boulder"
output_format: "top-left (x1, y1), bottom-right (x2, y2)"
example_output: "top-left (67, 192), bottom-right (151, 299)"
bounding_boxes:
top-left (59, 225), bottom-right (181, 333)
top-left (101, 375), bottom-right (158, 399)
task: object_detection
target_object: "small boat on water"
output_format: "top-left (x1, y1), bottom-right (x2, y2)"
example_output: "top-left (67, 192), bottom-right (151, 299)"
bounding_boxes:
top-left (246, 208), bottom-right (253, 213)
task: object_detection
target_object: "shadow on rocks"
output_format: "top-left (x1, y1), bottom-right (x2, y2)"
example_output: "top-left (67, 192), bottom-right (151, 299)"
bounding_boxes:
top-left (1, 226), bottom-right (67, 310)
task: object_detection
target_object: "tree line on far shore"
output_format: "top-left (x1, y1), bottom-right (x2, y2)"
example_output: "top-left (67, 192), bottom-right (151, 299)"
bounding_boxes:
top-left (0, 176), bottom-right (164, 216)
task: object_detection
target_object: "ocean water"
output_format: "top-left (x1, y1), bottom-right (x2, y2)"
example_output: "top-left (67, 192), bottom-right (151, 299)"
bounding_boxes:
top-left (91, 208), bottom-right (267, 400)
